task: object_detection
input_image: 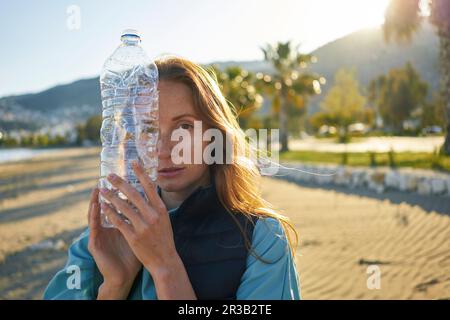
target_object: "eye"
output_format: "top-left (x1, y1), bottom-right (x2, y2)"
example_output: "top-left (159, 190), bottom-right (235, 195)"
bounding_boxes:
top-left (179, 122), bottom-right (193, 130)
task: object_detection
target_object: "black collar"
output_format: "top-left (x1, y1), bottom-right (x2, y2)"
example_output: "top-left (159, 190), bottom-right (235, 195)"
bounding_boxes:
top-left (155, 178), bottom-right (257, 240)
top-left (156, 181), bottom-right (216, 214)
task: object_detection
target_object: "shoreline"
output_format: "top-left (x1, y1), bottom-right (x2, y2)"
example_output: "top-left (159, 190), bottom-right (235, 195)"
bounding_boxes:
top-left (0, 147), bottom-right (71, 164)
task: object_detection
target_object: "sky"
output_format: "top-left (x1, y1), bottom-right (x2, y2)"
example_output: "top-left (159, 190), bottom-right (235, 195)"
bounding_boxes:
top-left (0, 0), bottom-right (390, 97)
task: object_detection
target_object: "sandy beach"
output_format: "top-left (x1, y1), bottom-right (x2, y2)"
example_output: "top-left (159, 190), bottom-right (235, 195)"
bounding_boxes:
top-left (0, 147), bottom-right (449, 299)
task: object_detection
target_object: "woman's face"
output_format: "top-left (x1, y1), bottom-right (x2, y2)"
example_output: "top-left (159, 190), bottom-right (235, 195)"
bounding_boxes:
top-left (156, 80), bottom-right (210, 192)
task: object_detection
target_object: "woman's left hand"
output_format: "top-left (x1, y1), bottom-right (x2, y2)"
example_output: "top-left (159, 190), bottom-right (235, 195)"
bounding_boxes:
top-left (98, 160), bottom-right (180, 280)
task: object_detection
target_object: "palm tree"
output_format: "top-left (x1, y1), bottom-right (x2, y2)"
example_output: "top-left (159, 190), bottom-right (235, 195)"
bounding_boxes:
top-left (209, 65), bottom-right (263, 129)
top-left (258, 41), bottom-right (323, 152)
top-left (384, 0), bottom-right (450, 154)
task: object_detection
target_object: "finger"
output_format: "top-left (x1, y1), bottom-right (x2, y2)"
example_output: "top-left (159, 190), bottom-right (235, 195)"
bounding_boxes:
top-left (88, 188), bottom-right (101, 234)
top-left (106, 173), bottom-right (150, 215)
top-left (99, 188), bottom-right (142, 227)
top-left (88, 187), bottom-right (98, 218)
top-left (87, 189), bottom-right (94, 223)
top-left (101, 202), bottom-right (134, 238)
top-left (132, 160), bottom-right (166, 213)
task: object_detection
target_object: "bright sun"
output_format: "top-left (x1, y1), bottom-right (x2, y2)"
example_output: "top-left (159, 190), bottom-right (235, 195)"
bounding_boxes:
top-left (300, 0), bottom-right (391, 50)
top-left (320, 0), bottom-right (390, 29)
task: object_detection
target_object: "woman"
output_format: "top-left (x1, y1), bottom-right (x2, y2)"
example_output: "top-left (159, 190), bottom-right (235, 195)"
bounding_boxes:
top-left (44, 55), bottom-right (300, 300)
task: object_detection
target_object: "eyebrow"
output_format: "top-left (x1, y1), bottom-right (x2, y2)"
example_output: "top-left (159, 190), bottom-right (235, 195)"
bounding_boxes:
top-left (171, 113), bottom-right (198, 121)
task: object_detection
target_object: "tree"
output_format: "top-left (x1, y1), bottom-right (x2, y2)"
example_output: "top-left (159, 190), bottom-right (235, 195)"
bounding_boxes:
top-left (209, 65), bottom-right (263, 129)
top-left (369, 62), bottom-right (428, 133)
top-left (75, 123), bottom-right (86, 145)
top-left (49, 134), bottom-right (68, 146)
top-left (0, 135), bottom-right (18, 147)
top-left (258, 41), bottom-right (323, 152)
top-left (85, 115), bottom-right (102, 143)
top-left (420, 92), bottom-right (447, 128)
top-left (36, 134), bottom-right (49, 147)
top-left (384, 0), bottom-right (450, 153)
top-left (311, 69), bottom-right (370, 142)
top-left (75, 115), bottom-right (102, 145)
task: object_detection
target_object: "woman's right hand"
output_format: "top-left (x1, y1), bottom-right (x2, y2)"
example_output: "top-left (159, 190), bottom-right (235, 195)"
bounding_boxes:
top-left (87, 188), bottom-right (142, 299)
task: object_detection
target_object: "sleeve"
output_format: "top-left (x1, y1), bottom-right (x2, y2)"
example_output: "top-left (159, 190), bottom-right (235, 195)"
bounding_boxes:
top-left (236, 217), bottom-right (301, 300)
top-left (43, 228), bottom-right (103, 300)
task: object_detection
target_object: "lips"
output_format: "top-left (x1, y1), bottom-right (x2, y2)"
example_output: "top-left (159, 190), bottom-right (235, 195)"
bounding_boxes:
top-left (158, 166), bottom-right (185, 177)
top-left (158, 167), bottom-right (184, 173)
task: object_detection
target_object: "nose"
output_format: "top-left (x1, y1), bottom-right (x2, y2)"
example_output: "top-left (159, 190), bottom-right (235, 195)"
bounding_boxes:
top-left (157, 129), bottom-right (174, 160)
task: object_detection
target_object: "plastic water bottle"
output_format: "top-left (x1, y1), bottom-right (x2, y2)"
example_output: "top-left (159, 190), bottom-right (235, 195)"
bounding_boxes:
top-left (99, 29), bottom-right (159, 228)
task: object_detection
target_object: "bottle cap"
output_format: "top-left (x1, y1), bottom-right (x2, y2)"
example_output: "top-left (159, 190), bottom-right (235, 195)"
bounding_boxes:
top-left (121, 29), bottom-right (141, 42)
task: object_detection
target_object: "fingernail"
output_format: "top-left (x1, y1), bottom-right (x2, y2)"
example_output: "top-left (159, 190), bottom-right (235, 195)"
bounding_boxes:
top-left (132, 160), bottom-right (140, 168)
top-left (107, 173), bottom-right (117, 181)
